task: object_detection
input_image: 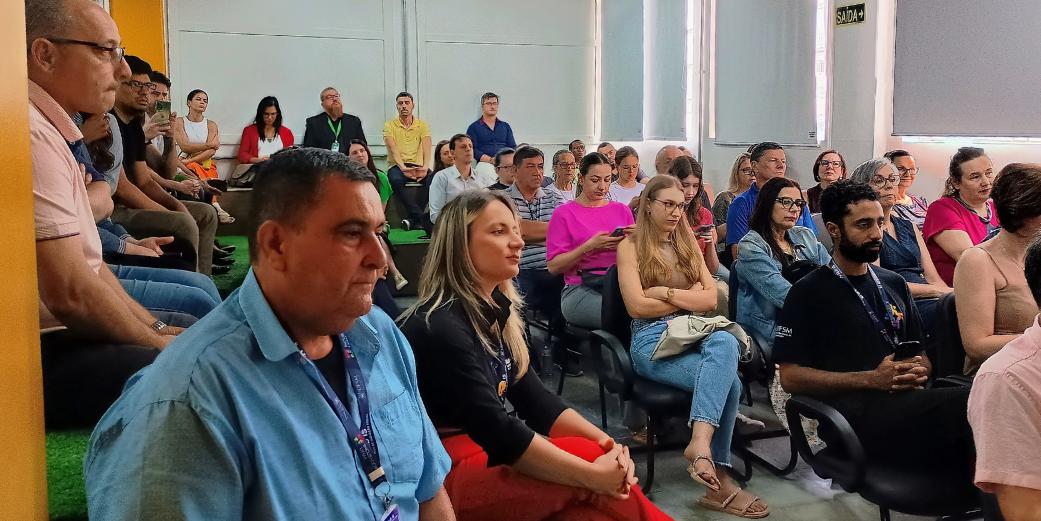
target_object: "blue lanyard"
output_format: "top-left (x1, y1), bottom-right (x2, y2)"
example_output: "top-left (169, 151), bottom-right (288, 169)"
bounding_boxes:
top-left (295, 335), bottom-right (392, 508)
top-left (828, 261), bottom-right (900, 349)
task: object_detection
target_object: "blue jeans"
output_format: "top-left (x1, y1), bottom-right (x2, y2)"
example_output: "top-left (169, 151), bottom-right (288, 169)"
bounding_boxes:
top-left (111, 265), bottom-right (221, 319)
top-left (630, 319), bottom-right (742, 467)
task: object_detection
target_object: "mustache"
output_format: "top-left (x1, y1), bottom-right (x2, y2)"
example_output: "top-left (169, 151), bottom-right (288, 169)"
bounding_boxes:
top-left (864, 240), bottom-right (883, 249)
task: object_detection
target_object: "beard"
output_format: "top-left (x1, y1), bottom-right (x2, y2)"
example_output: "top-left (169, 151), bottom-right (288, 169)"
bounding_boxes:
top-left (837, 234), bottom-right (883, 263)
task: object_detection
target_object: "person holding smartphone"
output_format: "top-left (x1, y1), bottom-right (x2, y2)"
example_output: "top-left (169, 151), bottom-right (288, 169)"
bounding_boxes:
top-left (665, 155), bottom-right (721, 277)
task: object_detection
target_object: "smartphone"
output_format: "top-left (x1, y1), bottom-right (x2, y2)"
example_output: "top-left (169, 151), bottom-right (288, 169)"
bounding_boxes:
top-left (696, 224), bottom-right (714, 235)
top-left (609, 227), bottom-right (625, 237)
top-left (893, 340), bottom-right (922, 360)
top-left (404, 162), bottom-right (423, 169)
top-left (154, 100), bottom-right (171, 125)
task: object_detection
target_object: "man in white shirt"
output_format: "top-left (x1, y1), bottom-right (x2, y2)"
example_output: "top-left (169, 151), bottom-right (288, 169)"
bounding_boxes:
top-left (428, 134), bottom-right (495, 223)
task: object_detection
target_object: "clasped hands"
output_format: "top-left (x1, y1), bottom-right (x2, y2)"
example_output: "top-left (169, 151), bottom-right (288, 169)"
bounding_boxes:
top-left (587, 437), bottom-right (639, 499)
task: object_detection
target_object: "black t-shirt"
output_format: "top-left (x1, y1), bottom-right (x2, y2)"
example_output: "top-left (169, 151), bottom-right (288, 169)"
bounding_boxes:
top-left (312, 343), bottom-right (350, 408)
top-left (112, 111), bottom-right (146, 174)
top-left (400, 290), bottom-right (568, 466)
top-left (487, 182), bottom-right (510, 191)
top-left (773, 264), bottom-right (923, 376)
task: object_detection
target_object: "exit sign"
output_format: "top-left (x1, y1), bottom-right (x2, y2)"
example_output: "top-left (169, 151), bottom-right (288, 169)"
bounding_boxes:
top-left (836, 3), bottom-right (866, 26)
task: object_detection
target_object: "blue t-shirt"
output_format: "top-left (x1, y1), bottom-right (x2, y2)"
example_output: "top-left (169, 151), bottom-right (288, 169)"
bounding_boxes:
top-left (85, 269), bottom-right (450, 521)
top-left (725, 181), bottom-right (817, 246)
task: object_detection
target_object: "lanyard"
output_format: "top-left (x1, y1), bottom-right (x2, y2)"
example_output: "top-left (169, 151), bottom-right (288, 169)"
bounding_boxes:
top-left (327, 117), bottom-right (343, 139)
top-left (828, 261), bottom-right (900, 349)
top-left (490, 343), bottom-right (511, 409)
top-left (295, 335), bottom-right (393, 508)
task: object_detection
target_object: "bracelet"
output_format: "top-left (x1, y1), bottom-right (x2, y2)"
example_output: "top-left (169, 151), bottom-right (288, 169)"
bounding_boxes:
top-left (151, 320), bottom-right (167, 333)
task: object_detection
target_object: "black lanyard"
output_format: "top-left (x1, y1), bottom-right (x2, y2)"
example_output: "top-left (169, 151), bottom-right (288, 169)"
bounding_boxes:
top-left (828, 261), bottom-right (900, 349)
top-left (489, 343), bottom-right (511, 410)
top-left (296, 335), bottom-right (392, 508)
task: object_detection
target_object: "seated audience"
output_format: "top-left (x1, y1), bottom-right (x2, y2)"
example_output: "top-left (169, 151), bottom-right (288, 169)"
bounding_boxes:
top-left (774, 180), bottom-right (974, 482)
top-left (428, 133), bottom-right (496, 223)
top-left (726, 142), bottom-right (816, 260)
top-left (666, 156), bottom-right (721, 277)
top-left (713, 153), bottom-right (754, 266)
top-left (349, 139), bottom-right (409, 296)
top-left (547, 152), bottom-right (634, 329)
top-left (433, 138), bottom-right (452, 173)
top-left (968, 234), bottom-right (1041, 521)
top-left (236, 96), bottom-right (293, 166)
top-left (656, 145), bottom-right (711, 208)
top-left (549, 149), bottom-right (578, 201)
top-left (955, 163), bottom-right (1041, 375)
top-left (143, 70), bottom-right (169, 158)
top-left (384, 91), bottom-right (434, 232)
top-left (488, 147), bottom-right (516, 190)
top-left (596, 141), bottom-right (617, 167)
top-left (806, 149), bottom-right (846, 213)
top-left (105, 56), bottom-right (225, 275)
top-left (85, 149), bottom-right (453, 520)
top-left (923, 146), bottom-right (999, 285)
top-left (617, 176), bottom-right (769, 518)
top-left (302, 86), bottom-right (366, 150)
top-left (569, 139), bottom-right (586, 162)
top-left (884, 149), bottom-right (930, 229)
top-left (467, 92), bottom-right (516, 163)
top-left (400, 190), bottom-right (668, 520)
top-left (26, 0), bottom-right (199, 428)
top-left (609, 146), bottom-right (645, 205)
top-left (173, 88), bottom-right (234, 223)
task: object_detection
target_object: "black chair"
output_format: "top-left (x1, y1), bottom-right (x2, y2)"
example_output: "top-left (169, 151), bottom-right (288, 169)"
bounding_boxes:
top-left (587, 267), bottom-right (693, 490)
top-left (786, 395), bottom-right (982, 521)
top-left (728, 266), bottom-right (799, 481)
top-left (934, 292), bottom-right (973, 386)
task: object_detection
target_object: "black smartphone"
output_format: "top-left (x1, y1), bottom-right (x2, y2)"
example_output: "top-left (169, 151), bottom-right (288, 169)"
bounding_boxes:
top-left (609, 227), bottom-right (625, 237)
top-left (893, 340), bottom-right (922, 360)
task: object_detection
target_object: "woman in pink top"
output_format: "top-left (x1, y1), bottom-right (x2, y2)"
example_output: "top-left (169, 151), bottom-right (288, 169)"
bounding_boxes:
top-left (547, 152), bottom-right (635, 329)
top-left (922, 147), bottom-right (999, 285)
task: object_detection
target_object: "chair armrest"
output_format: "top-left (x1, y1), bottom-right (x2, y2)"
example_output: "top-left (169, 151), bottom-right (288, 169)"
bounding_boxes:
top-left (588, 329), bottom-right (635, 394)
top-left (785, 394), bottom-right (867, 489)
top-left (935, 375), bottom-right (973, 389)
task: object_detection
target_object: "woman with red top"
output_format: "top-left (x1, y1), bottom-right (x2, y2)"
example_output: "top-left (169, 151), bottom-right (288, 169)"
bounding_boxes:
top-left (665, 155), bottom-right (721, 277)
top-left (400, 190), bottom-right (671, 521)
top-left (923, 147), bottom-right (1000, 285)
top-left (236, 96), bottom-right (294, 165)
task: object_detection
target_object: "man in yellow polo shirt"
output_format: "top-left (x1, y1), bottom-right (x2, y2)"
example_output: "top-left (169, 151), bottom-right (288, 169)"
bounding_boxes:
top-left (384, 92), bottom-right (433, 233)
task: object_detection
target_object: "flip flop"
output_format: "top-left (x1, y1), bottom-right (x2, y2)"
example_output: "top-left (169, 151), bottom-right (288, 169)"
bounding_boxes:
top-left (697, 487), bottom-right (770, 519)
top-left (686, 454), bottom-right (720, 491)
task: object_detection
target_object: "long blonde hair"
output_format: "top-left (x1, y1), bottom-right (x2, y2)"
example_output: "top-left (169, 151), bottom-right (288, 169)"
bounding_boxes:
top-left (727, 152), bottom-right (751, 194)
top-left (399, 190), bottom-right (530, 379)
top-left (634, 176), bottom-right (704, 288)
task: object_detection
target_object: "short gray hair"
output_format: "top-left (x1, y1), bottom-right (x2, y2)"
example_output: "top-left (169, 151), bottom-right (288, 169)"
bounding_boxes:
top-left (850, 158), bottom-right (897, 185)
top-left (25, 0), bottom-right (72, 49)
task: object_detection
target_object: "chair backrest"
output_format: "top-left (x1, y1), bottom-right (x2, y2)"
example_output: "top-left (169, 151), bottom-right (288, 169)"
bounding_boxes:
top-left (728, 263), bottom-right (740, 319)
top-left (600, 266), bottom-right (634, 348)
top-left (934, 292), bottom-right (967, 378)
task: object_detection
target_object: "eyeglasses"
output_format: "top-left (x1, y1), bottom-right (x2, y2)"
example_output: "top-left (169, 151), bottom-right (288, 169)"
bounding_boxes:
top-left (819, 160), bottom-right (844, 168)
top-left (322, 94), bottom-right (341, 101)
top-left (482, 100), bottom-right (499, 106)
top-left (738, 167), bottom-right (754, 176)
top-left (869, 175), bottom-right (900, 188)
top-left (122, 80), bottom-right (157, 92)
top-left (619, 165), bottom-right (640, 173)
top-left (496, 165), bottom-right (515, 171)
top-left (776, 197), bottom-right (806, 211)
top-left (653, 199), bottom-right (688, 213)
top-left (554, 163), bottom-right (577, 170)
top-left (896, 167), bottom-right (918, 179)
top-left (46, 37), bottom-right (126, 63)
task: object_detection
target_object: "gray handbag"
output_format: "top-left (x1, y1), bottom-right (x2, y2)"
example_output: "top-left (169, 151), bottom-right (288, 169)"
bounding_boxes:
top-left (651, 314), bottom-right (752, 361)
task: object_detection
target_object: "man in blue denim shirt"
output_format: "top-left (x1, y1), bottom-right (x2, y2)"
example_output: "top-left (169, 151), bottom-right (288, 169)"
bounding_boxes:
top-left (725, 142), bottom-right (816, 259)
top-left (466, 92), bottom-right (517, 163)
top-left (85, 148), bottom-right (454, 520)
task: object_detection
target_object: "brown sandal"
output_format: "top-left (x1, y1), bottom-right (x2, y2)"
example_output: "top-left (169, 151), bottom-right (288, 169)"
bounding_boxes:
top-left (697, 487), bottom-right (770, 519)
top-left (686, 455), bottom-right (720, 491)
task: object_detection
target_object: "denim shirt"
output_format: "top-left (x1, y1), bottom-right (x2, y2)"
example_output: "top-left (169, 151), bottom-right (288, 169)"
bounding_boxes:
top-left (84, 269), bottom-right (450, 521)
top-left (734, 227), bottom-right (831, 345)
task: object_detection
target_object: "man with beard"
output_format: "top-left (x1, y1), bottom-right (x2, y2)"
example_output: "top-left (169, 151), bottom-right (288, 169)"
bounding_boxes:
top-left (303, 86), bottom-right (366, 151)
top-left (772, 180), bottom-right (974, 475)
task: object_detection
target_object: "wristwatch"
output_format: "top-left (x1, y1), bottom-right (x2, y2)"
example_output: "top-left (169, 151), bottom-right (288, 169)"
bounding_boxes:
top-left (666, 288), bottom-right (676, 302)
top-left (151, 319), bottom-right (168, 333)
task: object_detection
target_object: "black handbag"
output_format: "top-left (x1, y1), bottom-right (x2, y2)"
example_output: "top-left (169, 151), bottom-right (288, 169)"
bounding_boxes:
top-left (781, 259), bottom-right (820, 283)
top-left (578, 268), bottom-right (610, 292)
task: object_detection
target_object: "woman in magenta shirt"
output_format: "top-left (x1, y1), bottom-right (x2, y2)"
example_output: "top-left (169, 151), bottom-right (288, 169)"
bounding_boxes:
top-left (923, 147), bottom-right (999, 285)
top-left (547, 152), bottom-right (635, 329)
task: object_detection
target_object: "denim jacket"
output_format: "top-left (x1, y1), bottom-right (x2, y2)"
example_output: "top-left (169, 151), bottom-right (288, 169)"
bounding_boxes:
top-left (735, 227), bottom-right (831, 345)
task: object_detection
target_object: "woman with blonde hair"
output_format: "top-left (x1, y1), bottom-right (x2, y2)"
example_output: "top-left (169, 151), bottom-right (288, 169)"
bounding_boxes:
top-left (713, 153), bottom-right (755, 265)
top-left (400, 190), bottom-right (671, 521)
top-left (617, 176), bottom-right (769, 518)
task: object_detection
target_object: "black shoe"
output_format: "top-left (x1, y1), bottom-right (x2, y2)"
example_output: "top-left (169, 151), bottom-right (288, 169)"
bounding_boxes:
top-left (213, 255), bottom-right (234, 266)
top-left (213, 248), bottom-right (232, 260)
top-left (214, 244), bottom-right (236, 255)
top-left (211, 265), bottom-right (231, 275)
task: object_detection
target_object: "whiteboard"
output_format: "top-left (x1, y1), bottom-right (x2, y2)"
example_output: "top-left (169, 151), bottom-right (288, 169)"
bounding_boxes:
top-left (166, 0), bottom-right (403, 146)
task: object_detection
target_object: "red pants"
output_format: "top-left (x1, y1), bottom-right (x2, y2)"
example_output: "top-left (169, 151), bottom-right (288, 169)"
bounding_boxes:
top-left (441, 435), bottom-right (673, 521)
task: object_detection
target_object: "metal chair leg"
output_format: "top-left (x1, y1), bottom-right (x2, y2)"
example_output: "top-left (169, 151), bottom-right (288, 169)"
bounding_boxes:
top-left (879, 507), bottom-right (891, 521)
top-left (598, 381), bottom-right (608, 430)
top-left (643, 415), bottom-right (657, 491)
top-left (556, 367), bottom-right (566, 395)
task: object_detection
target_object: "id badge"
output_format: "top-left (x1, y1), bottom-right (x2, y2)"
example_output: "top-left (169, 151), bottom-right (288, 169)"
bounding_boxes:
top-left (379, 504), bottom-right (400, 521)
top-left (330, 141), bottom-right (340, 152)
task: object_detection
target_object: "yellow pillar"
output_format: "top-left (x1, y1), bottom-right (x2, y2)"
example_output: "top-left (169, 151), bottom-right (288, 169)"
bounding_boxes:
top-left (110, 0), bottom-right (168, 72)
top-left (0, 2), bottom-right (47, 521)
